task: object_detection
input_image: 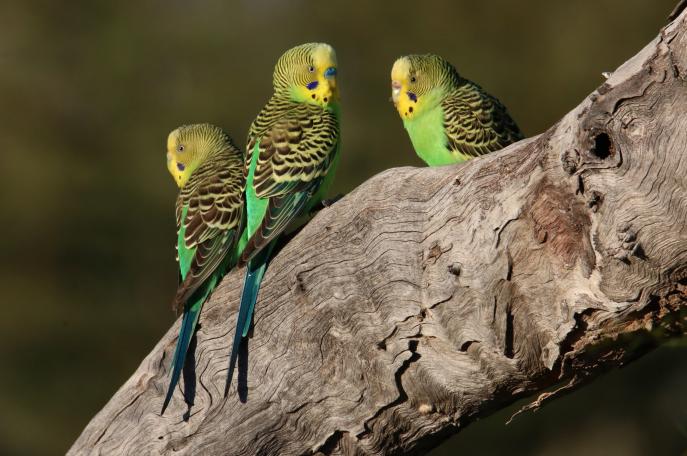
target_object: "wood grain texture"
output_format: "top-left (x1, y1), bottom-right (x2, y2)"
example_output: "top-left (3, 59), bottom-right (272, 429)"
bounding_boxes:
top-left (70, 9), bottom-right (687, 456)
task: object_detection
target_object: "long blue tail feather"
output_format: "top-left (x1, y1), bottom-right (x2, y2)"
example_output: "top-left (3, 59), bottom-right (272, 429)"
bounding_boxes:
top-left (160, 289), bottom-right (208, 415)
top-left (225, 244), bottom-right (274, 396)
top-left (241, 261), bottom-right (267, 338)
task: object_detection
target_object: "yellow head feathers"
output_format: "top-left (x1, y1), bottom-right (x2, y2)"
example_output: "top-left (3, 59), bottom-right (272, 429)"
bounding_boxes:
top-left (390, 54), bottom-right (461, 120)
top-left (166, 123), bottom-right (236, 188)
top-left (273, 42), bottom-right (339, 108)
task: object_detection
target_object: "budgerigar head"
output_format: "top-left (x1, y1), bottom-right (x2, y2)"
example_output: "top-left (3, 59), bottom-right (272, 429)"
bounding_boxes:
top-left (166, 123), bottom-right (237, 188)
top-left (273, 42), bottom-right (339, 108)
top-left (391, 54), bottom-right (461, 120)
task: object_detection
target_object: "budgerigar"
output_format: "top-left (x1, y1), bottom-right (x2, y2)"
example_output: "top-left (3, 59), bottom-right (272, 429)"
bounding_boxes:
top-left (391, 54), bottom-right (523, 166)
top-left (162, 123), bottom-right (245, 414)
top-left (225, 42), bottom-right (341, 394)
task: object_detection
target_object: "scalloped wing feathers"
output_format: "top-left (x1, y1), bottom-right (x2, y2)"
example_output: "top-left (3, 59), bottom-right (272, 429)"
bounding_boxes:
top-left (241, 100), bottom-right (339, 263)
top-left (442, 83), bottom-right (523, 158)
top-left (173, 147), bottom-right (245, 313)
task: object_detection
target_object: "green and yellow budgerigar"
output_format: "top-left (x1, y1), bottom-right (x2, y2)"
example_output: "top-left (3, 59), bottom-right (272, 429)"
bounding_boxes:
top-left (162, 123), bottom-right (245, 414)
top-left (225, 42), bottom-right (341, 394)
top-left (391, 54), bottom-right (523, 166)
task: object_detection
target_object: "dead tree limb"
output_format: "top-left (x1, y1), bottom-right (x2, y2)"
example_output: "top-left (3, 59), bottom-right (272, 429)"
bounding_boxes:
top-left (69, 8), bottom-right (687, 456)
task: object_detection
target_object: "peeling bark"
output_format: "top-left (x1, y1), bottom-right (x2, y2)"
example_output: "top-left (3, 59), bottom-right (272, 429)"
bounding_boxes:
top-left (69, 7), bottom-right (687, 456)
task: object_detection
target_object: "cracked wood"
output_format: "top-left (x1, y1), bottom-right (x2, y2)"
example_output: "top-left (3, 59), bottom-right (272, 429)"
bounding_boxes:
top-left (70, 6), bottom-right (687, 456)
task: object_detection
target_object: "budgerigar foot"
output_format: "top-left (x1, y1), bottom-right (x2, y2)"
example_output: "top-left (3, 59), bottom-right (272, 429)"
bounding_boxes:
top-left (309, 194), bottom-right (343, 215)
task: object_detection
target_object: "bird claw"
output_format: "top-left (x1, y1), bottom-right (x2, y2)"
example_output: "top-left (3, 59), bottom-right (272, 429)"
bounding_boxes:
top-left (309, 194), bottom-right (344, 215)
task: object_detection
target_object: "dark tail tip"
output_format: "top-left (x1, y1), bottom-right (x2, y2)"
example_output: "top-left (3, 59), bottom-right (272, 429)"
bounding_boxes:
top-left (160, 392), bottom-right (173, 415)
top-left (225, 342), bottom-right (240, 398)
top-left (223, 378), bottom-right (232, 398)
top-left (224, 357), bottom-right (236, 398)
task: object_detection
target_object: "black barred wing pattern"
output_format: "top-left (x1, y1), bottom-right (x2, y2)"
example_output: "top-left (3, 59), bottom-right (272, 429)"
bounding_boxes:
top-left (173, 148), bottom-right (245, 313)
top-left (442, 83), bottom-right (523, 158)
top-left (241, 102), bottom-right (339, 263)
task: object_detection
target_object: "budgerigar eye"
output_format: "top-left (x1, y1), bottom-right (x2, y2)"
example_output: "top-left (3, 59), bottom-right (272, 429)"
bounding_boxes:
top-left (410, 76), bottom-right (417, 83)
top-left (308, 65), bottom-right (315, 73)
top-left (177, 144), bottom-right (185, 152)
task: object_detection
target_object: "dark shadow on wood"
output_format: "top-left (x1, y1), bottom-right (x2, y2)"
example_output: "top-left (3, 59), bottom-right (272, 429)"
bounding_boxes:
top-left (182, 328), bottom-right (198, 421)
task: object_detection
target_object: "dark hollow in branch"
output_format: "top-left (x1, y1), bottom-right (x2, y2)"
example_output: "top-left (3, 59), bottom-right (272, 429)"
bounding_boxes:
top-left (69, 8), bottom-right (687, 456)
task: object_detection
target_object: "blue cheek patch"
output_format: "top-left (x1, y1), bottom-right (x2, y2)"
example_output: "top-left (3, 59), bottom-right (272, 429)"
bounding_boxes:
top-left (176, 162), bottom-right (186, 171)
top-left (407, 92), bottom-right (417, 102)
top-left (324, 67), bottom-right (337, 78)
top-left (307, 81), bottom-right (319, 90)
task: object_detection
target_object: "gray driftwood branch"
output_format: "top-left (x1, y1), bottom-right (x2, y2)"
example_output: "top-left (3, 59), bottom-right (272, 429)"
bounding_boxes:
top-left (70, 7), bottom-right (687, 456)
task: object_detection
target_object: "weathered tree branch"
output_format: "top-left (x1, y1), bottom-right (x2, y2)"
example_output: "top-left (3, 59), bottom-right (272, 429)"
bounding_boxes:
top-left (70, 8), bottom-right (687, 456)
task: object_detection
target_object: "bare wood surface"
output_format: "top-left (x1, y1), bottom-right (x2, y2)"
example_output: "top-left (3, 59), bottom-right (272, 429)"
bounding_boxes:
top-left (69, 8), bottom-right (687, 456)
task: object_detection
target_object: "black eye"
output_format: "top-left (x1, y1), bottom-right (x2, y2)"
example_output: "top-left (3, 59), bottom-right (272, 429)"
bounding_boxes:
top-left (308, 65), bottom-right (315, 73)
top-left (410, 76), bottom-right (417, 83)
top-left (177, 144), bottom-right (184, 152)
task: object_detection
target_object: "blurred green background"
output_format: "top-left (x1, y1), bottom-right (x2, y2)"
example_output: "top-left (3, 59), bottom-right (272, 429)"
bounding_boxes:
top-left (2, 1), bottom-right (685, 455)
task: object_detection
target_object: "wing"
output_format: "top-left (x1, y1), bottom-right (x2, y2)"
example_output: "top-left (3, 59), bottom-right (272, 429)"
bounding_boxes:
top-left (442, 84), bottom-right (524, 158)
top-left (241, 104), bottom-right (339, 263)
top-left (173, 150), bottom-right (245, 313)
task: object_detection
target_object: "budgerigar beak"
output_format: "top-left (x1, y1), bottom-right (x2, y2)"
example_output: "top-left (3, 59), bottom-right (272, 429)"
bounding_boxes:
top-left (391, 80), bottom-right (402, 105)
